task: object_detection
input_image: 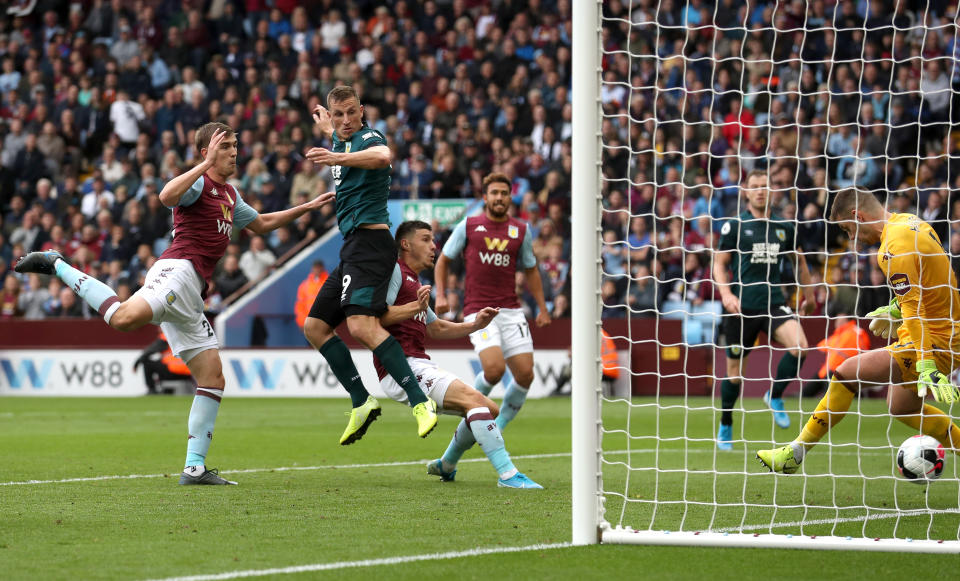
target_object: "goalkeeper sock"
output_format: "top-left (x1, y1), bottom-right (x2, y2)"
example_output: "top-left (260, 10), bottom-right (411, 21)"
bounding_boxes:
top-left (496, 380), bottom-right (528, 430)
top-left (467, 407), bottom-right (517, 479)
top-left (372, 336), bottom-right (428, 406)
top-left (474, 371), bottom-right (494, 396)
top-left (894, 404), bottom-right (960, 455)
top-left (720, 379), bottom-right (740, 426)
top-left (796, 375), bottom-right (855, 451)
top-left (185, 387), bottom-right (223, 467)
top-left (318, 336), bottom-right (369, 407)
top-left (440, 418), bottom-right (474, 470)
top-left (54, 259), bottom-right (121, 324)
top-left (770, 352), bottom-right (802, 399)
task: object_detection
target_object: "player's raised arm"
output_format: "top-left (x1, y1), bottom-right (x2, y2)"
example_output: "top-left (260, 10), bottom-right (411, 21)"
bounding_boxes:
top-left (159, 129), bottom-right (226, 207)
top-left (245, 191), bottom-right (335, 235)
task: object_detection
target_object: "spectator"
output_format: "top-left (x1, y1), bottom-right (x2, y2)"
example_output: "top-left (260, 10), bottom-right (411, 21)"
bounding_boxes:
top-left (294, 260), bottom-right (328, 329)
top-left (238, 235), bottom-right (275, 282)
top-left (109, 91), bottom-right (146, 149)
top-left (0, 273), bottom-right (23, 318)
top-left (81, 176), bottom-right (116, 219)
top-left (17, 273), bottom-right (51, 319)
top-left (49, 286), bottom-right (86, 318)
top-left (215, 254), bottom-right (249, 299)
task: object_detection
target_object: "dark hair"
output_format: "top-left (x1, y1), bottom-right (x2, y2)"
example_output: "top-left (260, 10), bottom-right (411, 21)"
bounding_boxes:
top-left (482, 172), bottom-right (511, 195)
top-left (327, 85), bottom-right (360, 107)
top-left (395, 220), bottom-right (432, 251)
top-left (195, 122), bottom-right (234, 155)
top-left (746, 169), bottom-right (767, 182)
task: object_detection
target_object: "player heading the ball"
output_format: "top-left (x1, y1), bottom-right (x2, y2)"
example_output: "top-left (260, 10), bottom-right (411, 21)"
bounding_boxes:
top-left (302, 85), bottom-right (439, 444)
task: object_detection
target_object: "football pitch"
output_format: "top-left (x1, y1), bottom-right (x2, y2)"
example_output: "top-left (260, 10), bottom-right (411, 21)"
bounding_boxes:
top-left (1, 396), bottom-right (959, 580)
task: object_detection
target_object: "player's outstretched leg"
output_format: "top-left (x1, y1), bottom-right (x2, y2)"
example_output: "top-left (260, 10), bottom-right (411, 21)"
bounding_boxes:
top-left (16, 251), bottom-right (121, 322)
top-left (757, 374), bottom-right (855, 473)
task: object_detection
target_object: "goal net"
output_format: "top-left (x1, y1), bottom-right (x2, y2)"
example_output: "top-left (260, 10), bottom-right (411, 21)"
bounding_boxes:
top-left (572, 0), bottom-right (960, 552)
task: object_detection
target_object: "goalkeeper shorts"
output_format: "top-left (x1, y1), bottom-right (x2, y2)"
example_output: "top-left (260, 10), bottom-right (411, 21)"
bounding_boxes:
top-left (885, 339), bottom-right (960, 387)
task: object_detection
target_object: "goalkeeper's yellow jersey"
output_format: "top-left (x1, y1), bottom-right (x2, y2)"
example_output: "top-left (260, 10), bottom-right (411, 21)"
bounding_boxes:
top-left (877, 213), bottom-right (960, 361)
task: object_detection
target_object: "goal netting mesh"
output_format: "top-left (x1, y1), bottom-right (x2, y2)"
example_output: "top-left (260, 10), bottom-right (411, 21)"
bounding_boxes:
top-left (574, 0), bottom-right (960, 552)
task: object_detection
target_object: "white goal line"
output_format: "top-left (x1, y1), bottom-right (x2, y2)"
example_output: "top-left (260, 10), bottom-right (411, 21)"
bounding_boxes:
top-left (0, 451), bottom-right (575, 487)
top-left (143, 542), bottom-right (573, 581)
top-left (0, 447), bottom-right (900, 487)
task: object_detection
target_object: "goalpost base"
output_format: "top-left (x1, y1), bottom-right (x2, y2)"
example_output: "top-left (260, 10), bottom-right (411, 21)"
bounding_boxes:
top-left (600, 525), bottom-right (960, 554)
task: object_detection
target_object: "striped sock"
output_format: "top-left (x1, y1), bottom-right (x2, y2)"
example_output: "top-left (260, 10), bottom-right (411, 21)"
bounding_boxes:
top-left (54, 259), bottom-right (121, 323)
top-left (185, 387), bottom-right (223, 467)
top-left (466, 406), bottom-right (516, 479)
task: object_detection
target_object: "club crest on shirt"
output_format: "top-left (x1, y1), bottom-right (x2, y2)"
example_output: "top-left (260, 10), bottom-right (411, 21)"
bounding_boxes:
top-left (508, 225), bottom-right (519, 239)
top-left (775, 229), bottom-right (786, 241)
top-left (165, 290), bottom-right (178, 305)
top-left (890, 272), bottom-right (910, 295)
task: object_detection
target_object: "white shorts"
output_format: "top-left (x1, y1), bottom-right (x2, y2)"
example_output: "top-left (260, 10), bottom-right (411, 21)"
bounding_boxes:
top-left (132, 259), bottom-right (218, 362)
top-left (465, 307), bottom-right (533, 359)
top-left (379, 357), bottom-right (457, 409)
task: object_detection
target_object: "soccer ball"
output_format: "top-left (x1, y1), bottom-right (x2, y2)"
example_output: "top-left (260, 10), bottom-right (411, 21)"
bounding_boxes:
top-left (896, 435), bottom-right (945, 484)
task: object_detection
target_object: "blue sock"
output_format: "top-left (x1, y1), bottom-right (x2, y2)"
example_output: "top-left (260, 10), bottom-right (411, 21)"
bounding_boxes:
top-left (466, 407), bottom-right (516, 478)
top-left (474, 371), bottom-right (493, 395)
top-left (55, 259), bottom-right (120, 322)
top-left (440, 419), bottom-right (474, 469)
top-left (496, 381), bottom-right (528, 430)
top-left (185, 388), bottom-right (222, 467)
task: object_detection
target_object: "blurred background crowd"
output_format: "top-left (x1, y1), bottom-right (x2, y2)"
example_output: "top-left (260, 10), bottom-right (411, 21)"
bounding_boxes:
top-left (1, 0), bottom-right (959, 344)
top-left (597, 0), bottom-right (960, 343)
top-left (0, 0), bottom-right (574, 322)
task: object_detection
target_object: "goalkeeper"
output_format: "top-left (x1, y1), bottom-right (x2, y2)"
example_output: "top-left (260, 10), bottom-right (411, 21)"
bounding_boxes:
top-left (758, 189), bottom-right (960, 474)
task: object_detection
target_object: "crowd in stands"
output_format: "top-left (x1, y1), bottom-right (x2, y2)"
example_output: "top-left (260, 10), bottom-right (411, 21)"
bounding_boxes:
top-left (6, 0), bottom-right (960, 345)
top-left (0, 0), bottom-right (574, 323)
top-left (598, 0), bottom-right (960, 342)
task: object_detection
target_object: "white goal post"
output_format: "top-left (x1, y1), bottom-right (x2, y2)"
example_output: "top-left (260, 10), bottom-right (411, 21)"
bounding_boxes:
top-left (571, 0), bottom-right (960, 553)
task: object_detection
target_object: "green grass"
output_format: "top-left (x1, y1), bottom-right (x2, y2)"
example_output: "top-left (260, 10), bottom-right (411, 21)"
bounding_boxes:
top-left (1, 397), bottom-right (958, 580)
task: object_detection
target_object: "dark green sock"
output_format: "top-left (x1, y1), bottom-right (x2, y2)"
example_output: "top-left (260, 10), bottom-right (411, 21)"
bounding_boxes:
top-left (318, 336), bottom-right (369, 407)
top-left (771, 353), bottom-right (802, 399)
top-left (720, 379), bottom-right (740, 426)
top-left (373, 336), bottom-right (428, 406)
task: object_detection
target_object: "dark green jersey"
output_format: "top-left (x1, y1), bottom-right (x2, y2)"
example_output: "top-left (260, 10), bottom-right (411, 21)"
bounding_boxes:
top-left (331, 126), bottom-right (391, 236)
top-left (718, 211), bottom-right (797, 311)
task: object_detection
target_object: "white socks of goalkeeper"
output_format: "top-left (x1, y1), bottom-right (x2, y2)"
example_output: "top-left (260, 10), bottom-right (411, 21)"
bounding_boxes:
top-left (440, 407), bottom-right (517, 480)
top-left (184, 387), bottom-right (223, 469)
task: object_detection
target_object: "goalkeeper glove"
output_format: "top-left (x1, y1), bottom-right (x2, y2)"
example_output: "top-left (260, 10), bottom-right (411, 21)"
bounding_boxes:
top-left (916, 359), bottom-right (960, 404)
top-left (865, 298), bottom-right (902, 339)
